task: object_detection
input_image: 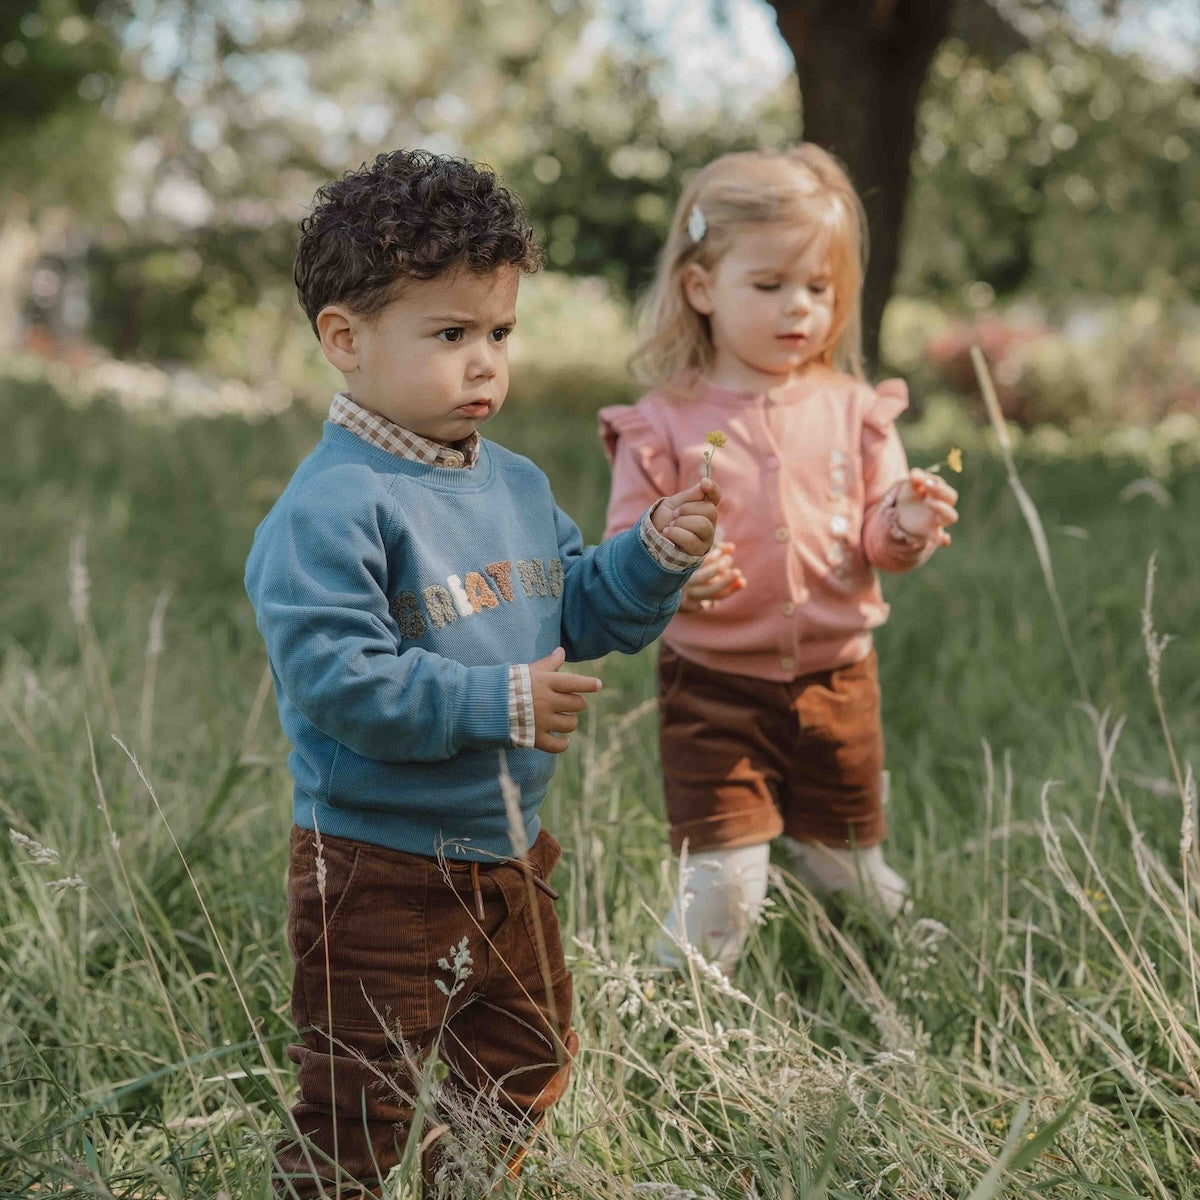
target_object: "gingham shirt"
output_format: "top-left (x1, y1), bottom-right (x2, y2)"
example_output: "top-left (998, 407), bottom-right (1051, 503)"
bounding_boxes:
top-left (329, 393), bottom-right (697, 748)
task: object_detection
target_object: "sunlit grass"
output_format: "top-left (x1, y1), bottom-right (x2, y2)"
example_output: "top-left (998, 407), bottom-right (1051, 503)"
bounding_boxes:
top-left (1, 370), bottom-right (1198, 1197)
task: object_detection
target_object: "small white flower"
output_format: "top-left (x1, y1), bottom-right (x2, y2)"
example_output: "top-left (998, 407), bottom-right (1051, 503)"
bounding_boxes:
top-left (687, 203), bottom-right (706, 243)
top-left (435, 935), bottom-right (474, 999)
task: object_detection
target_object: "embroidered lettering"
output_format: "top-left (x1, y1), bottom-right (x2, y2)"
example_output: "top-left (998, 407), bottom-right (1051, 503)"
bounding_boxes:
top-left (423, 585), bottom-right (458, 629)
top-left (516, 558), bottom-right (547, 598)
top-left (547, 556), bottom-right (564, 598)
top-left (390, 591), bottom-right (427, 639)
top-left (463, 571), bottom-right (499, 613)
top-left (485, 560), bottom-right (515, 603)
top-left (446, 575), bottom-right (476, 618)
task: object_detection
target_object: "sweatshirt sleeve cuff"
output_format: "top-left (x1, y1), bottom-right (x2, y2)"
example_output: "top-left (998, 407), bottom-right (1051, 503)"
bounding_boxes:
top-left (452, 664), bottom-right (514, 746)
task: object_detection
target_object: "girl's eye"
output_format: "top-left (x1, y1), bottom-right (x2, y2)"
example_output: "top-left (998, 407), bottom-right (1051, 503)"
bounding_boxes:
top-left (753, 283), bottom-right (780, 292)
top-left (437, 328), bottom-right (463, 343)
top-left (490, 328), bottom-right (510, 343)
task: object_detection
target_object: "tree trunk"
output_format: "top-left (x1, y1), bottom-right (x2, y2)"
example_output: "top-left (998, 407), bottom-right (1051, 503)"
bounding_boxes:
top-left (768, 0), bottom-right (955, 370)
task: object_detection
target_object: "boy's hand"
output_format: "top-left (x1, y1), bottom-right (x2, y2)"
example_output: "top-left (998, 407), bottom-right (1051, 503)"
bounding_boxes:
top-left (652, 478), bottom-right (720, 558)
top-left (678, 540), bottom-right (745, 612)
top-left (895, 468), bottom-right (959, 547)
top-left (528, 647), bottom-right (602, 754)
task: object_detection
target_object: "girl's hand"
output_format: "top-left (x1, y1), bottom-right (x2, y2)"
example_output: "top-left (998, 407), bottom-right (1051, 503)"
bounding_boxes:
top-left (651, 478), bottom-right (721, 557)
top-left (678, 540), bottom-right (745, 612)
top-left (895, 468), bottom-right (959, 546)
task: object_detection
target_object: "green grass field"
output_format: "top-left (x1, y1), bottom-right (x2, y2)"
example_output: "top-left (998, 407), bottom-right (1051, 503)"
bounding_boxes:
top-left (2, 369), bottom-right (1199, 1198)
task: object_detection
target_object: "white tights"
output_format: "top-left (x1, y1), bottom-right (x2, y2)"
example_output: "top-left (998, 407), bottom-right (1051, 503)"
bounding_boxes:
top-left (655, 838), bottom-right (909, 972)
top-left (655, 842), bottom-right (771, 973)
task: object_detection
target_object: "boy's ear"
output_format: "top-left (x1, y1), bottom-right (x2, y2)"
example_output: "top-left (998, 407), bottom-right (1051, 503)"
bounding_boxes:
top-left (316, 305), bottom-right (359, 373)
top-left (681, 264), bottom-right (714, 316)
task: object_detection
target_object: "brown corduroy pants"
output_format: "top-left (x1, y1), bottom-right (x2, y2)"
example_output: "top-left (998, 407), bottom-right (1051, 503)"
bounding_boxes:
top-left (275, 826), bottom-right (576, 1199)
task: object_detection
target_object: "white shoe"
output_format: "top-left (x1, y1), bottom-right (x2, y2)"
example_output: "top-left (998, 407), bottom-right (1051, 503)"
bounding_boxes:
top-left (783, 840), bottom-right (908, 919)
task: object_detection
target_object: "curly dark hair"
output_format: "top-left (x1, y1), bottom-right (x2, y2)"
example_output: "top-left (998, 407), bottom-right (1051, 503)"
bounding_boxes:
top-left (294, 149), bottom-right (542, 334)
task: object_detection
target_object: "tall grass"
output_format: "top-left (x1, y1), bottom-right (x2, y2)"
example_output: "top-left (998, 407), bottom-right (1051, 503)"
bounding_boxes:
top-left (1, 369), bottom-right (1198, 1197)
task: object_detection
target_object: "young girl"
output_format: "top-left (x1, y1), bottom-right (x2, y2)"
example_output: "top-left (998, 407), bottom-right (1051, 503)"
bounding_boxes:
top-left (601, 145), bottom-right (959, 971)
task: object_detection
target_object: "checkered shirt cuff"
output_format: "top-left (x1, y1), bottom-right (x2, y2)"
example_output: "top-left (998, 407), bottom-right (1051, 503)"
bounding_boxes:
top-left (640, 504), bottom-right (705, 571)
top-left (508, 663), bottom-right (535, 749)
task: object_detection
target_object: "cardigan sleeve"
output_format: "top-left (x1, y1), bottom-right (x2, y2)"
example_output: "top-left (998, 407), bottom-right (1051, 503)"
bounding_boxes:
top-left (861, 379), bottom-right (936, 573)
top-left (599, 402), bottom-right (681, 539)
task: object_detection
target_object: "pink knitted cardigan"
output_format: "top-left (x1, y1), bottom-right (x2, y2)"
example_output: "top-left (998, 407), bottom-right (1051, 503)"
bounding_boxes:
top-left (601, 368), bottom-right (935, 680)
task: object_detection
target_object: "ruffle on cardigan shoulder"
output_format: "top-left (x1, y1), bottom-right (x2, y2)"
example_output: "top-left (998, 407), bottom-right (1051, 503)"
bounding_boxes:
top-left (597, 403), bottom-right (648, 465)
top-left (862, 378), bottom-right (909, 434)
top-left (598, 397), bottom-right (683, 499)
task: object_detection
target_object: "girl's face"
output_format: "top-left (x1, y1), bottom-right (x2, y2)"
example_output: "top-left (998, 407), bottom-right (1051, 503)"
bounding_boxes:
top-left (684, 222), bottom-right (836, 392)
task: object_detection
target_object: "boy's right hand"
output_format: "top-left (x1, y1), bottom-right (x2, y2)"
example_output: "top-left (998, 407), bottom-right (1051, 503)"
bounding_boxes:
top-left (528, 647), bottom-right (603, 753)
top-left (651, 477), bottom-right (721, 557)
top-left (678, 541), bottom-right (745, 612)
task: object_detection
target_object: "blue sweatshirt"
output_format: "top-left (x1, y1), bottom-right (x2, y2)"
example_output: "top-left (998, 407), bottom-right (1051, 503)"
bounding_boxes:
top-left (245, 422), bottom-right (689, 860)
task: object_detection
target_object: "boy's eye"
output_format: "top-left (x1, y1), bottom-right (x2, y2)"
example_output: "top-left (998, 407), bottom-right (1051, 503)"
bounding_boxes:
top-left (490, 328), bottom-right (510, 343)
top-left (437, 328), bottom-right (464, 343)
top-left (753, 282), bottom-right (780, 292)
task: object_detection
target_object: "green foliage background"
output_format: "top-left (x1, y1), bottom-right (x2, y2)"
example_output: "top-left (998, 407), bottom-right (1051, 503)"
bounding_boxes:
top-left (4, 1), bottom-right (1198, 378)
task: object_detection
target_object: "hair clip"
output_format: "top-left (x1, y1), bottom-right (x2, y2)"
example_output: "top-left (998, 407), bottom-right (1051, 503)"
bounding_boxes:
top-left (687, 204), bottom-right (706, 243)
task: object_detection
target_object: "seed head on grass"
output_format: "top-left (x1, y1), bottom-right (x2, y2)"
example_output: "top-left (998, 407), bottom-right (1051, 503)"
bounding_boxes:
top-left (9, 830), bottom-right (60, 865)
top-left (47, 874), bottom-right (87, 892)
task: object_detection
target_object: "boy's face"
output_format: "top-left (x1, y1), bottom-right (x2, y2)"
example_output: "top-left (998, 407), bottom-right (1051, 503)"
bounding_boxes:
top-left (322, 266), bottom-right (519, 445)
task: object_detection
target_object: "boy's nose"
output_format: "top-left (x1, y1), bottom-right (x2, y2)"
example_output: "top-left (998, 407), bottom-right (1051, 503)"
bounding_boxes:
top-left (468, 346), bottom-right (500, 379)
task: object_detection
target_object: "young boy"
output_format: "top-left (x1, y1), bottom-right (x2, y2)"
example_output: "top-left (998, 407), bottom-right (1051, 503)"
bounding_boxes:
top-left (245, 149), bottom-right (720, 1198)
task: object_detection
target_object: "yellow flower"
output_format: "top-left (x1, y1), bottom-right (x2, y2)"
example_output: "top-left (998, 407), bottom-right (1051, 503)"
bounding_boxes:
top-left (926, 446), bottom-right (964, 475)
top-left (702, 430), bottom-right (727, 478)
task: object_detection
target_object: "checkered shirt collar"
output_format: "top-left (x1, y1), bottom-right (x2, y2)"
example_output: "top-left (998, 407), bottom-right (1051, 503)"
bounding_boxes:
top-left (328, 393), bottom-right (480, 469)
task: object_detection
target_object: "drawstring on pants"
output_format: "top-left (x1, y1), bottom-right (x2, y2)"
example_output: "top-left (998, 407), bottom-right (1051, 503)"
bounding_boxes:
top-left (470, 861), bottom-right (484, 920)
top-left (451, 854), bottom-right (560, 918)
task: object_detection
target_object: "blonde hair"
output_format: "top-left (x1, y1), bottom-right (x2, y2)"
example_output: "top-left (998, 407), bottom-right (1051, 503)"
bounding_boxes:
top-left (630, 144), bottom-right (868, 389)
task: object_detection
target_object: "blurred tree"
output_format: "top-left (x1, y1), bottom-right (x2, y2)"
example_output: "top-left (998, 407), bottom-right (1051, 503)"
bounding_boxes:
top-left (10, 0), bottom-right (1197, 378)
top-left (765, 0), bottom-right (1198, 364)
top-left (768, 0), bottom-right (955, 366)
top-left (901, 30), bottom-right (1200, 310)
top-left (502, 43), bottom-right (798, 300)
top-left (79, 0), bottom-right (792, 365)
top-left (0, 0), bottom-right (123, 350)
top-left (82, 0), bottom-right (610, 361)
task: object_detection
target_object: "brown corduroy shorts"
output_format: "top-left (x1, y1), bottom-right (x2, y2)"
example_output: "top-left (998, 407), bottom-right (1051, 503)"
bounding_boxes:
top-left (657, 645), bottom-right (886, 853)
top-left (275, 826), bottom-right (577, 1198)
